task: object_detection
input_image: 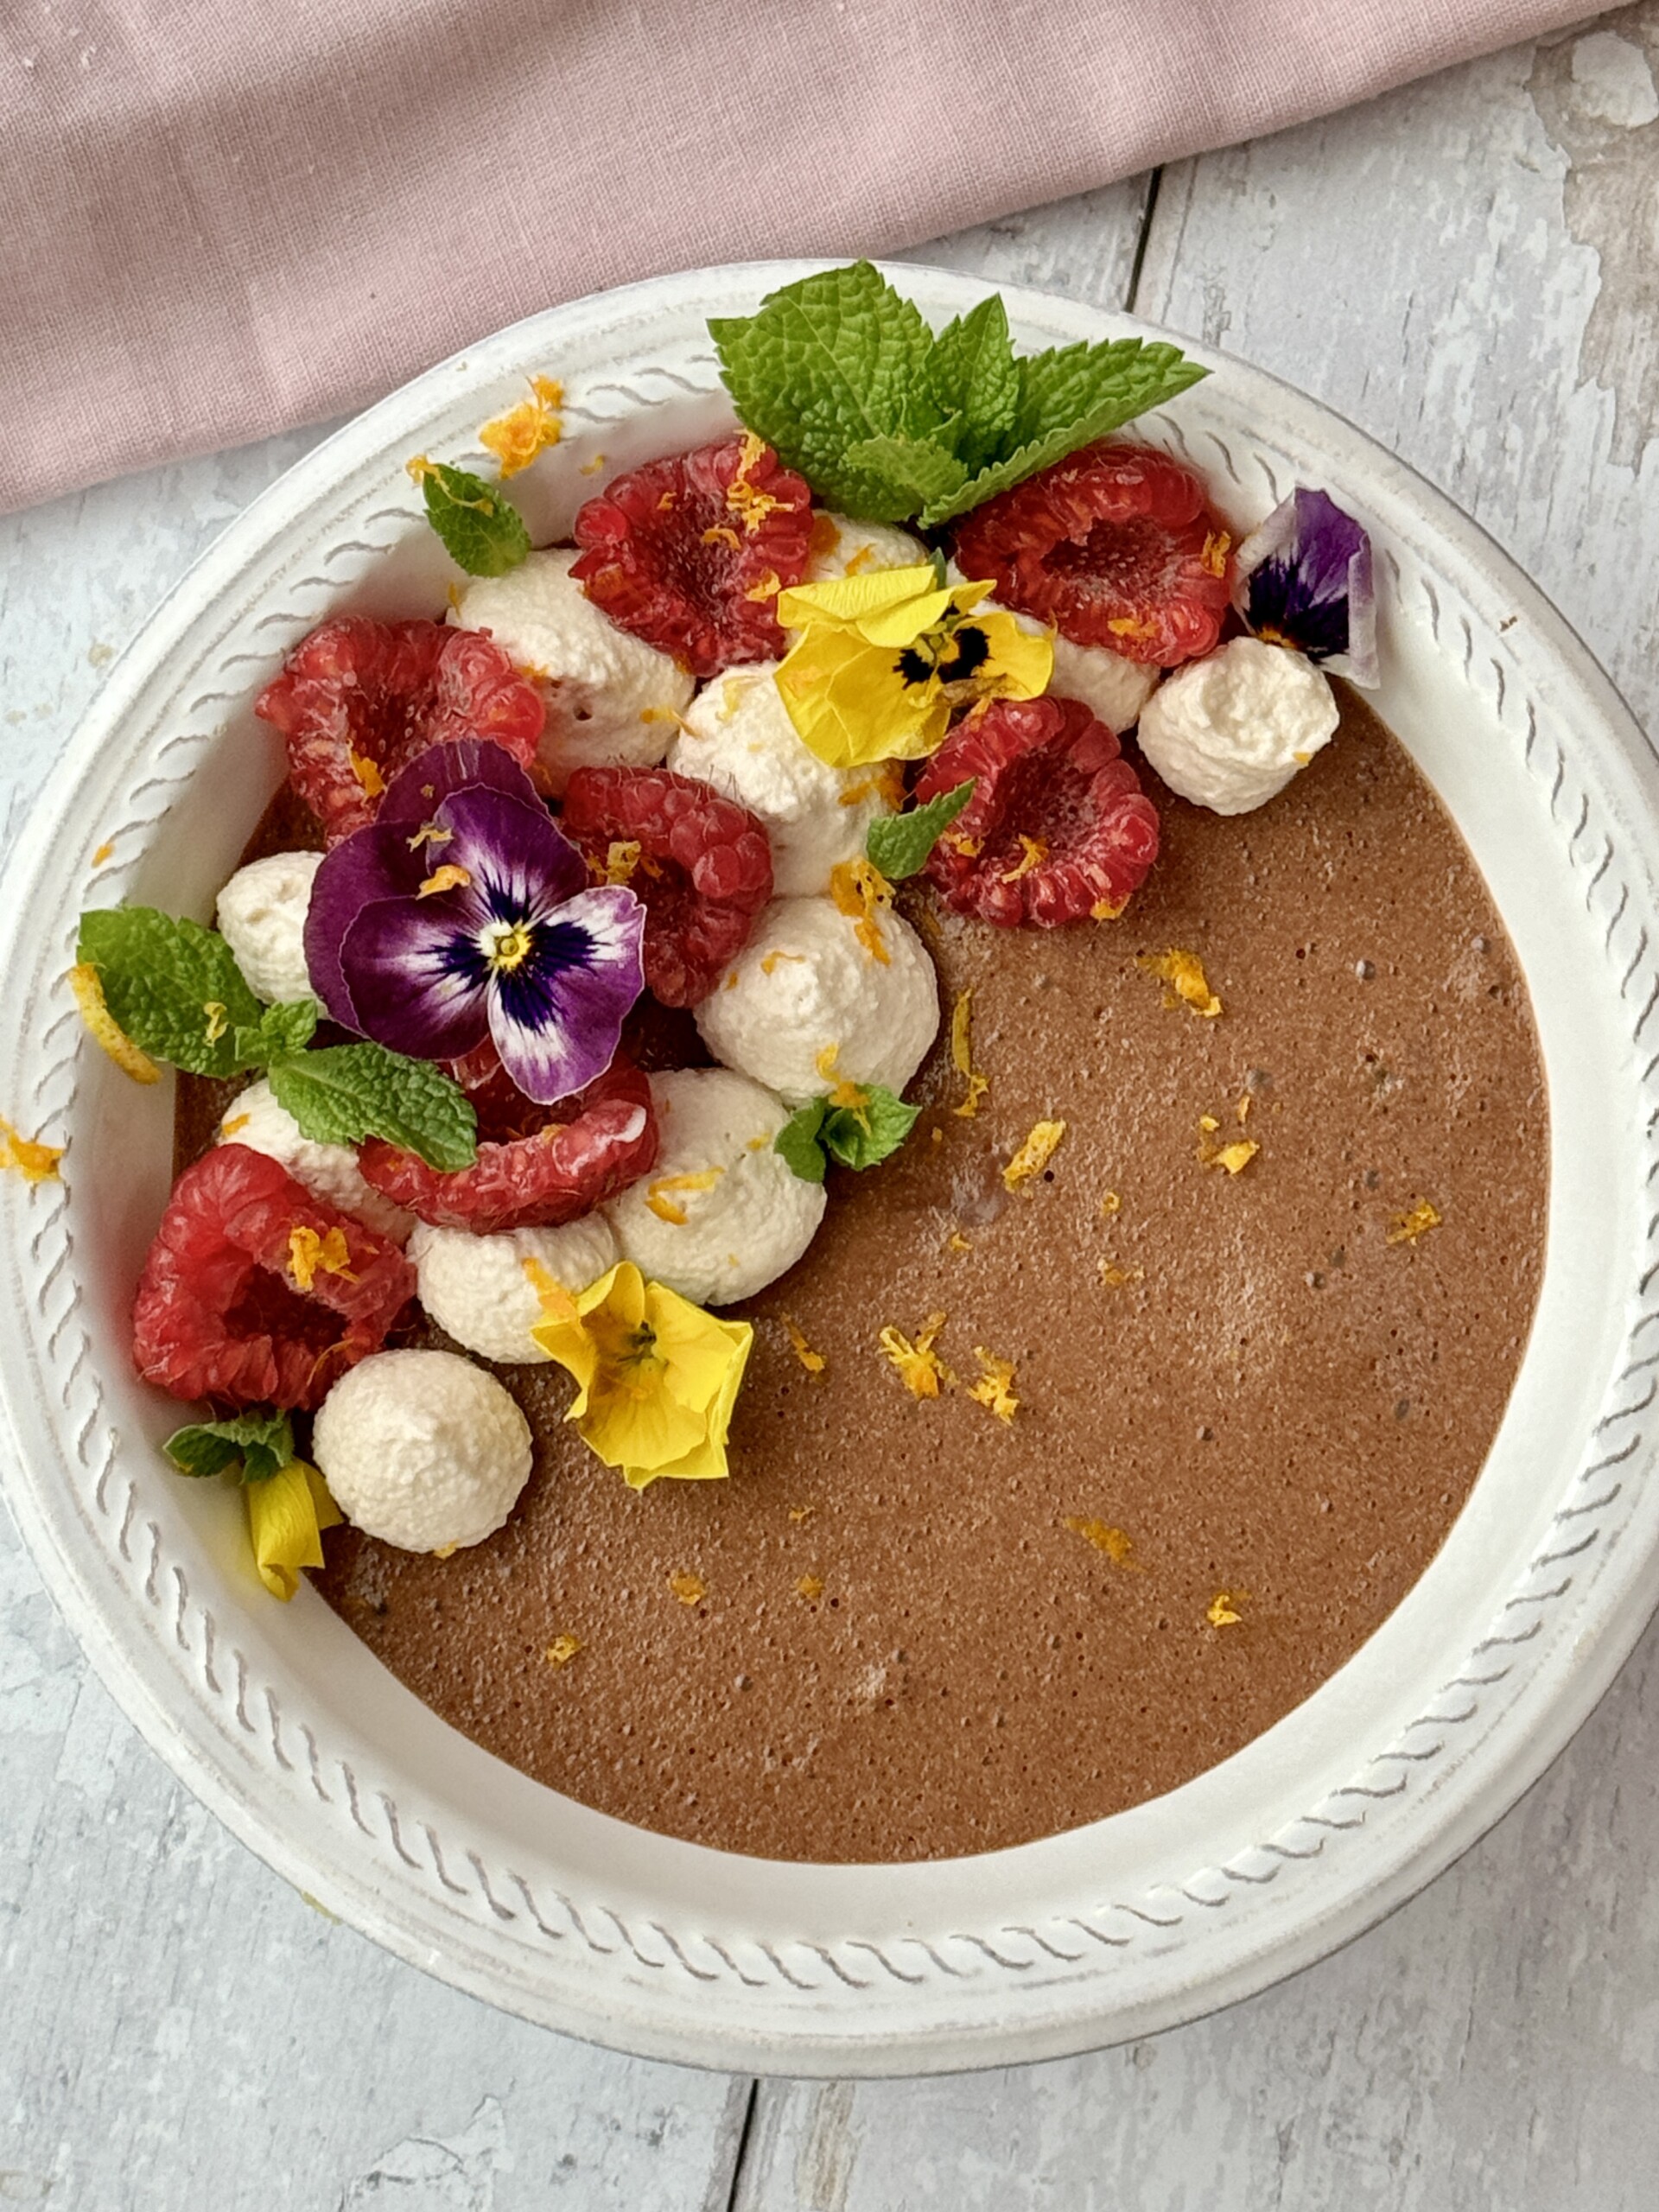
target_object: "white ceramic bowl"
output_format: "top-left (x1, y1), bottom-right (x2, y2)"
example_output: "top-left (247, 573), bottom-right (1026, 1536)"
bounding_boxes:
top-left (3, 263), bottom-right (1658, 2078)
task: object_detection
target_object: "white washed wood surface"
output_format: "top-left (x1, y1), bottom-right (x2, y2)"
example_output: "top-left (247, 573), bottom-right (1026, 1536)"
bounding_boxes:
top-left (5, 14), bottom-right (1659, 2204)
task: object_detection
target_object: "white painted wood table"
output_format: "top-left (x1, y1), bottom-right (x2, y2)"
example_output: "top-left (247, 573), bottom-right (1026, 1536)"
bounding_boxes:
top-left (7, 15), bottom-right (1659, 2204)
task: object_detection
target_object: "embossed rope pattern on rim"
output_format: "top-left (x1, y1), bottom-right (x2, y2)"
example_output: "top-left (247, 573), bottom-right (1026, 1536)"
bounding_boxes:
top-left (3, 264), bottom-right (1658, 2075)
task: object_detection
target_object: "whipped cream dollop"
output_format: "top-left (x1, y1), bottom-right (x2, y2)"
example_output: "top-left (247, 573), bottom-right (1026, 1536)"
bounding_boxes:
top-left (214, 850), bottom-right (321, 1007)
top-left (216, 1078), bottom-right (415, 1244)
top-left (605, 1067), bottom-right (825, 1306)
top-left (313, 1348), bottom-right (533, 1553)
top-left (450, 549), bottom-right (694, 795)
top-left (669, 661), bottom-right (895, 897)
top-left (696, 895), bottom-right (939, 1106)
top-left (801, 512), bottom-right (928, 582)
top-left (1135, 637), bottom-right (1340, 815)
top-left (1047, 633), bottom-right (1162, 734)
top-left (409, 1214), bottom-right (618, 1364)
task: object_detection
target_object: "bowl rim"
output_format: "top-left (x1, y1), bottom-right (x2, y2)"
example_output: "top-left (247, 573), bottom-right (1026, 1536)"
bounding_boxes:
top-left (4, 257), bottom-right (1659, 2077)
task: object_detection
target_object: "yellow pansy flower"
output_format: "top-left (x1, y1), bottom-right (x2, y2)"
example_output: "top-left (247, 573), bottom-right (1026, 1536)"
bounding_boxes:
top-left (529, 1261), bottom-right (753, 1491)
top-left (773, 563), bottom-right (1053, 768)
top-left (246, 1461), bottom-right (342, 1601)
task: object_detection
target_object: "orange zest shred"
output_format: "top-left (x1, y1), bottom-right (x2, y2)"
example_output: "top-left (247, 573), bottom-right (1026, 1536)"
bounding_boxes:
top-left (1387, 1199), bottom-right (1443, 1245)
top-left (645, 1167), bottom-right (724, 1225)
top-left (1236, 1093), bottom-right (1252, 1125)
top-left (1090, 895), bottom-right (1127, 922)
top-left (522, 1255), bottom-right (580, 1326)
top-left (1200, 530), bottom-right (1232, 579)
top-left (967, 1348), bottom-right (1019, 1423)
top-left (1107, 613), bottom-right (1158, 641)
top-left (202, 1001), bottom-right (228, 1045)
top-left (782, 1313), bottom-right (826, 1375)
top-left (879, 1311), bottom-right (953, 1398)
top-left (760, 950), bottom-right (805, 976)
top-left (1138, 948), bottom-right (1222, 1018)
top-left (809, 512), bottom-right (842, 560)
top-left (1065, 1517), bottom-right (1138, 1567)
top-left (1207, 1590), bottom-right (1247, 1628)
top-left (950, 988), bottom-right (988, 1118)
top-left (947, 1230), bottom-right (971, 1254)
top-left (67, 963), bottom-right (161, 1084)
top-left (1002, 1119), bottom-right (1066, 1191)
top-left (544, 1634), bottom-right (582, 1667)
top-left (287, 1224), bottom-right (356, 1293)
top-left (1204, 1137), bottom-right (1260, 1177)
top-left (478, 375), bottom-right (563, 478)
top-left (669, 1570), bottom-right (706, 1605)
top-left (92, 839), bottom-right (114, 868)
top-left (417, 862), bottom-right (472, 898)
top-left (724, 431), bottom-right (785, 535)
top-left (348, 748), bottom-right (385, 798)
top-left (594, 839), bottom-right (641, 885)
top-left (219, 1113), bottom-right (251, 1137)
top-left (406, 822), bottom-right (454, 852)
top-left (795, 1573), bottom-right (824, 1601)
top-left (0, 1116), bottom-right (62, 1185)
top-left (829, 857), bottom-right (893, 965)
top-left (743, 568), bottom-right (783, 603)
top-left (999, 834), bottom-right (1048, 884)
top-left (1100, 1191), bottom-right (1122, 1215)
top-left (702, 523), bottom-right (741, 551)
top-left (578, 451), bottom-right (607, 476)
top-left (788, 1503), bottom-right (816, 1523)
top-left (1099, 1262), bottom-right (1144, 1287)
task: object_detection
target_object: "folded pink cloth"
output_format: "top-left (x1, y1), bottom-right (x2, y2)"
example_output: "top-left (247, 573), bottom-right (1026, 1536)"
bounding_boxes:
top-left (2, 1), bottom-right (1591, 514)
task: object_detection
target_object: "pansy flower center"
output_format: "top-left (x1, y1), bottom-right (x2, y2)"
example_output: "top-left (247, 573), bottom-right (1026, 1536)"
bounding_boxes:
top-left (481, 918), bottom-right (536, 973)
top-left (893, 615), bottom-right (994, 699)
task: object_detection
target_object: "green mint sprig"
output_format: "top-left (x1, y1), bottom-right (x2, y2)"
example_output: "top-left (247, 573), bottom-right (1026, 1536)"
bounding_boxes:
top-left (866, 779), bottom-right (976, 880)
top-left (774, 1085), bottom-right (921, 1183)
top-left (410, 458), bottom-right (531, 576)
top-left (164, 1409), bottom-right (296, 1484)
top-left (75, 905), bottom-right (476, 1172)
top-left (710, 264), bottom-right (1207, 529)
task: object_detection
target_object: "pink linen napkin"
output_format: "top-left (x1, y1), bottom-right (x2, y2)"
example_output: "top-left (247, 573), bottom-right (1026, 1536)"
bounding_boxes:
top-left (2, 1), bottom-right (1593, 515)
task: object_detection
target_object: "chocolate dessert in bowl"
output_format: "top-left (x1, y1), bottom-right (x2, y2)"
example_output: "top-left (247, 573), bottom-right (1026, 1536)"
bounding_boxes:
top-left (0, 263), bottom-right (1646, 2070)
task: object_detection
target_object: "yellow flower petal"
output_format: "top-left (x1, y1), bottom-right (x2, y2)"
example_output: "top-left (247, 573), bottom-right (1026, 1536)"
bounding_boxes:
top-left (247, 1461), bottom-right (340, 1602)
top-left (776, 564), bottom-right (941, 631)
top-left (528, 1261), bottom-right (752, 1489)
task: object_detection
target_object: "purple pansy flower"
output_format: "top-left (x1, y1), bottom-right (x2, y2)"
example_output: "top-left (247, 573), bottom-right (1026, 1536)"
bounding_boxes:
top-left (1233, 487), bottom-right (1378, 688)
top-left (304, 741), bottom-right (645, 1104)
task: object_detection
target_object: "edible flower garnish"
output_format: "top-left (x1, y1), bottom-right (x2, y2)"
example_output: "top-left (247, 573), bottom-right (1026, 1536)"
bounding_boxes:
top-left (773, 564), bottom-right (1052, 768)
top-left (879, 1312), bottom-right (953, 1398)
top-left (306, 741), bottom-right (645, 1105)
top-left (1387, 1198), bottom-right (1443, 1245)
top-left (0, 1114), bottom-right (62, 1184)
top-left (528, 1260), bottom-right (752, 1490)
top-left (1138, 948), bottom-right (1222, 1019)
top-left (478, 376), bottom-right (563, 479)
top-left (1003, 1119), bottom-right (1066, 1189)
top-left (247, 1460), bottom-right (343, 1601)
top-left (1235, 487), bottom-right (1377, 687)
top-left (967, 1348), bottom-right (1020, 1423)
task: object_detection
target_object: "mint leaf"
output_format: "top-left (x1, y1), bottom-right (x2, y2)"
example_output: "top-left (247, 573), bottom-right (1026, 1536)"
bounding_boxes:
top-left (923, 340), bottom-right (1209, 526)
top-left (249, 997), bottom-right (319, 1059)
top-left (710, 263), bottom-right (938, 522)
top-left (866, 779), bottom-right (976, 880)
top-left (774, 1100), bottom-right (830, 1184)
top-left (165, 1409), bottom-right (296, 1485)
top-left (78, 906), bottom-right (266, 1077)
top-left (928, 296), bottom-right (1019, 475)
top-left (267, 1043), bottom-right (477, 1171)
top-left (822, 1085), bottom-right (920, 1171)
top-left (841, 433), bottom-right (969, 515)
top-left (415, 460), bottom-right (531, 576)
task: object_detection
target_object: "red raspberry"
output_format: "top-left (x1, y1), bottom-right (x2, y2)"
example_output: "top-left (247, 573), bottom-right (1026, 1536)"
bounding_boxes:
top-left (914, 696), bottom-right (1160, 927)
top-left (570, 435), bottom-right (813, 678)
top-left (131, 1146), bottom-right (416, 1411)
top-left (255, 617), bottom-right (544, 843)
top-left (560, 766), bottom-right (773, 1007)
top-left (359, 1054), bottom-right (658, 1234)
top-left (952, 444), bottom-right (1233, 665)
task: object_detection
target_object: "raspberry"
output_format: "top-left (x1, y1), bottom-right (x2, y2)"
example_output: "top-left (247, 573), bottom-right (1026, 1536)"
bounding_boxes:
top-left (255, 617), bottom-right (544, 843)
top-left (952, 444), bottom-right (1233, 666)
top-left (131, 1145), bottom-right (416, 1410)
top-left (570, 435), bottom-right (813, 678)
top-left (561, 766), bottom-right (773, 1007)
top-left (914, 696), bottom-right (1160, 927)
top-left (359, 1054), bottom-right (658, 1234)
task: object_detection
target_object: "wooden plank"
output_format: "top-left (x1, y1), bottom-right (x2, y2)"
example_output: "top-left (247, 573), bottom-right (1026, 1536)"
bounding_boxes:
top-left (734, 22), bottom-right (1659, 2211)
top-left (0, 442), bottom-right (747, 2209)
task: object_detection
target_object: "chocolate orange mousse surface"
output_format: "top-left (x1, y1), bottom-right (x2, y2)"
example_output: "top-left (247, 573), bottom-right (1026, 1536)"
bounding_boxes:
top-left (287, 690), bottom-right (1541, 1864)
